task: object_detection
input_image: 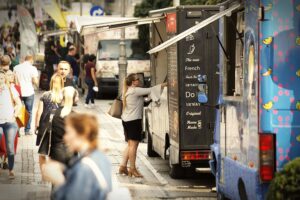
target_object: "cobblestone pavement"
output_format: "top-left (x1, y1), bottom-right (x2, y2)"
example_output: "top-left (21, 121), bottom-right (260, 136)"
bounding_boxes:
top-left (0, 134), bottom-right (51, 200)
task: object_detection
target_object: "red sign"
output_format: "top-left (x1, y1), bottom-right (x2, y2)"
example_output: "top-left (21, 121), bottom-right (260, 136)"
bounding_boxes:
top-left (166, 13), bottom-right (176, 34)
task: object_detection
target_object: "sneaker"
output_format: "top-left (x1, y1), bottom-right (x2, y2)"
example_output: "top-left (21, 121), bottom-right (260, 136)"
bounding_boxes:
top-left (9, 171), bottom-right (15, 179)
top-left (90, 103), bottom-right (96, 108)
top-left (84, 104), bottom-right (91, 108)
top-left (25, 131), bottom-right (33, 136)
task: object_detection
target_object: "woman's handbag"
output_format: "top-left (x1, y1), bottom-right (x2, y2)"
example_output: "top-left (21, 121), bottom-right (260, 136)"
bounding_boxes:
top-left (15, 105), bottom-right (30, 128)
top-left (107, 97), bottom-right (122, 119)
top-left (38, 112), bottom-right (55, 156)
top-left (8, 85), bottom-right (29, 127)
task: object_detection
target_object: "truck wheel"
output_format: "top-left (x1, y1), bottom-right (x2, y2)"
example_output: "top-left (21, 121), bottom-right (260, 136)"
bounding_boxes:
top-left (217, 192), bottom-right (228, 200)
top-left (147, 134), bottom-right (158, 157)
top-left (169, 156), bottom-right (185, 179)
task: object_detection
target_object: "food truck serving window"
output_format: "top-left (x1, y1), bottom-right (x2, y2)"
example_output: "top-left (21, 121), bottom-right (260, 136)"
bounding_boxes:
top-left (223, 10), bottom-right (245, 98)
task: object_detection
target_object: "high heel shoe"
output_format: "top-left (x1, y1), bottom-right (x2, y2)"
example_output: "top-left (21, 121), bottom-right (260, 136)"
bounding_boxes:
top-left (128, 168), bottom-right (143, 178)
top-left (119, 166), bottom-right (129, 175)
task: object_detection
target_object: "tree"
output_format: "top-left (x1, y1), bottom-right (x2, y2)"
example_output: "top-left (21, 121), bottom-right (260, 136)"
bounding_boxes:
top-left (134, 0), bottom-right (172, 54)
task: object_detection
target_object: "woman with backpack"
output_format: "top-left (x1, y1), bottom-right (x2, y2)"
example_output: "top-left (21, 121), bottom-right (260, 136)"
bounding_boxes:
top-left (42, 113), bottom-right (112, 200)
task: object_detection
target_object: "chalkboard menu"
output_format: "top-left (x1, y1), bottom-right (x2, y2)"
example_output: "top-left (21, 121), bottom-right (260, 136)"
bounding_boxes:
top-left (165, 7), bottom-right (219, 150)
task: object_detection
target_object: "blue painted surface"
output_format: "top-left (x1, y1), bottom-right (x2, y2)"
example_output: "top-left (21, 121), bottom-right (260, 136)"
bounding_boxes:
top-left (259, 0), bottom-right (300, 169)
top-left (212, 0), bottom-right (300, 199)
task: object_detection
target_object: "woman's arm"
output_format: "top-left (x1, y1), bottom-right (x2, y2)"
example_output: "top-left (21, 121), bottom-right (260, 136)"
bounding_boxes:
top-left (35, 101), bottom-right (44, 130)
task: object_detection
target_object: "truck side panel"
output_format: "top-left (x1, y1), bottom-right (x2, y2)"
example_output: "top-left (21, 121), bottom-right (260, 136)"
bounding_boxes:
top-left (259, 0), bottom-right (300, 170)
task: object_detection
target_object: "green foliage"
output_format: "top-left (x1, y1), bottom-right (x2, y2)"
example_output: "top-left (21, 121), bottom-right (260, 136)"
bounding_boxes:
top-left (134, 0), bottom-right (172, 53)
top-left (267, 158), bottom-right (300, 200)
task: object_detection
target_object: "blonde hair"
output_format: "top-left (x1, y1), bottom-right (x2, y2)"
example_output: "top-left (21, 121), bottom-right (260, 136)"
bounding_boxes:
top-left (61, 86), bottom-right (76, 117)
top-left (122, 73), bottom-right (138, 109)
top-left (50, 74), bottom-right (64, 104)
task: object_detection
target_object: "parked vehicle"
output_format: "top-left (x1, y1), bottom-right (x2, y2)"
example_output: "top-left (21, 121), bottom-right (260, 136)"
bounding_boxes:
top-left (208, 0), bottom-right (300, 199)
top-left (144, 5), bottom-right (220, 178)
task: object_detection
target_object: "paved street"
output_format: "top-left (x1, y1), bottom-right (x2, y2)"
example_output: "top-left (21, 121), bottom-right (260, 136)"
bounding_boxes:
top-left (0, 93), bottom-right (216, 200)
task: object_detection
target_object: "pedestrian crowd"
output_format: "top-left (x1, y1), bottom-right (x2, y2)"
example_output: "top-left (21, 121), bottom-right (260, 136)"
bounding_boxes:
top-left (0, 21), bottom-right (167, 200)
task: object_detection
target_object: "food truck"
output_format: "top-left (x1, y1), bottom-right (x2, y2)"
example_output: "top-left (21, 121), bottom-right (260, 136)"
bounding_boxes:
top-left (145, 5), bottom-right (220, 178)
top-left (149, 0), bottom-right (300, 197)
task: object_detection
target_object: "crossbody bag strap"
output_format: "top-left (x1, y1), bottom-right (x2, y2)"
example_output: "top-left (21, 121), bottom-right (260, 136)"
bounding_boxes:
top-left (7, 84), bottom-right (16, 107)
top-left (82, 157), bottom-right (108, 191)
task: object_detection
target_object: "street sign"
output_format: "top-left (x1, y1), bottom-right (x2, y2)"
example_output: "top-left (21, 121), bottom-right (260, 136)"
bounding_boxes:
top-left (90, 6), bottom-right (104, 16)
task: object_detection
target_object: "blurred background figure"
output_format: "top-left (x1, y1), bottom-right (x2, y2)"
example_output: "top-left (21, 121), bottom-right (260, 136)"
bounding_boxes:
top-left (43, 113), bottom-right (112, 200)
top-left (84, 54), bottom-right (97, 108)
top-left (0, 70), bottom-right (22, 179)
top-left (14, 55), bottom-right (39, 135)
top-left (65, 46), bottom-right (79, 88)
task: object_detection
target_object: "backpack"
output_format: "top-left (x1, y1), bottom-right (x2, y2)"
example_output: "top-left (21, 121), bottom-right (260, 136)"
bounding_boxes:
top-left (82, 157), bottom-right (132, 200)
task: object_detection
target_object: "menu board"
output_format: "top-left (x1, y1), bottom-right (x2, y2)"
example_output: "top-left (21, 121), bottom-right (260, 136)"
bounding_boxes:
top-left (179, 20), bottom-right (205, 134)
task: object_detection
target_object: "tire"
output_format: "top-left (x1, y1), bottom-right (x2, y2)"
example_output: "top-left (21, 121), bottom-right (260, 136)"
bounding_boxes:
top-left (169, 152), bottom-right (185, 179)
top-left (217, 192), bottom-right (228, 200)
top-left (146, 119), bottom-right (159, 157)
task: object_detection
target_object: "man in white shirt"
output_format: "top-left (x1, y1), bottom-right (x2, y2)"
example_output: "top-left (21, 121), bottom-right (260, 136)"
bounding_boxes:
top-left (14, 55), bottom-right (39, 135)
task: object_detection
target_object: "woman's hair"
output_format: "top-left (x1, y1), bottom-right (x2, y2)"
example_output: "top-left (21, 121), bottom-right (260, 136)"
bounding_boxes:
top-left (65, 113), bottom-right (99, 150)
top-left (88, 54), bottom-right (96, 62)
top-left (50, 74), bottom-right (64, 103)
top-left (1, 55), bottom-right (11, 66)
top-left (122, 73), bottom-right (138, 109)
top-left (62, 86), bottom-right (75, 107)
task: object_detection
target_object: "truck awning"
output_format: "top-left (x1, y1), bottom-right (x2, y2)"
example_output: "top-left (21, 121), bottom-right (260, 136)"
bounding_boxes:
top-left (41, 28), bottom-right (76, 37)
top-left (75, 16), bottom-right (164, 35)
top-left (147, 3), bottom-right (241, 54)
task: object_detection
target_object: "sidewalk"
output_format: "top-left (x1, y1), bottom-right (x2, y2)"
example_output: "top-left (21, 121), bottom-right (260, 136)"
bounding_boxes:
top-left (0, 134), bottom-right (51, 200)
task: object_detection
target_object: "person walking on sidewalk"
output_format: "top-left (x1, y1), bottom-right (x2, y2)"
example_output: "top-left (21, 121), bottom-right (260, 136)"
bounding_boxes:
top-left (42, 113), bottom-right (112, 200)
top-left (119, 73), bottom-right (167, 178)
top-left (0, 70), bottom-right (22, 179)
top-left (14, 55), bottom-right (39, 135)
top-left (35, 74), bottom-right (64, 171)
top-left (49, 86), bottom-right (76, 165)
top-left (84, 54), bottom-right (98, 108)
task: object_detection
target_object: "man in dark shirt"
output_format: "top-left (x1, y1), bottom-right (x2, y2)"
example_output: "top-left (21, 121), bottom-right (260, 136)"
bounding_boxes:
top-left (57, 61), bottom-right (79, 104)
top-left (65, 46), bottom-right (79, 88)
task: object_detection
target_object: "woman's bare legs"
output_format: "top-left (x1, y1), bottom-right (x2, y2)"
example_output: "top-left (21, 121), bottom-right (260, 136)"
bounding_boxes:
top-left (39, 155), bottom-right (46, 179)
top-left (119, 145), bottom-right (129, 175)
top-left (128, 139), bottom-right (142, 177)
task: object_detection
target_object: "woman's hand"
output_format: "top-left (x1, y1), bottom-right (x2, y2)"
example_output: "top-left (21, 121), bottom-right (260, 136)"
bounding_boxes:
top-left (42, 160), bottom-right (66, 186)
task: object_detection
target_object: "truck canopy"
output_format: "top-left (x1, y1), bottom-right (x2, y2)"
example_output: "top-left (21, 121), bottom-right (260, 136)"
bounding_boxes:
top-left (75, 16), bottom-right (164, 36)
top-left (147, 3), bottom-right (241, 54)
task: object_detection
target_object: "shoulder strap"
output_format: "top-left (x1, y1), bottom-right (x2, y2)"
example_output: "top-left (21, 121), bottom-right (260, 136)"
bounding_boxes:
top-left (7, 84), bottom-right (16, 107)
top-left (82, 157), bottom-right (108, 190)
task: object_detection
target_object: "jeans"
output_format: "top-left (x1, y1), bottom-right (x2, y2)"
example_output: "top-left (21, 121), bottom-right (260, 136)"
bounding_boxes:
top-left (21, 94), bottom-right (34, 133)
top-left (73, 76), bottom-right (79, 88)
top-left (85, 78), bottom-right (95, 104)
top-left (0, 122), bottom-right (17, 171)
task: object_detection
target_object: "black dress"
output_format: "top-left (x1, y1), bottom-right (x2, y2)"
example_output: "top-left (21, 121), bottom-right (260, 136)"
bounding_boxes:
top-left (36, 92), bottom-right (59, 146)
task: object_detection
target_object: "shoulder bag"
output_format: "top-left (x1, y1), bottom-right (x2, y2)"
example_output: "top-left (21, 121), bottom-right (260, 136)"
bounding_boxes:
top-left (38, 111), bottom-right (55, 156)
top-left (107, 97), bottom-right (122, 119)
top-left (8, 85), bottom-right (29, 127)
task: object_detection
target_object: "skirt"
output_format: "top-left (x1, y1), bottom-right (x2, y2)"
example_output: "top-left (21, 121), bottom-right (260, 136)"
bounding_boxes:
top-left (122, 119), bottom-right (142, 142)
